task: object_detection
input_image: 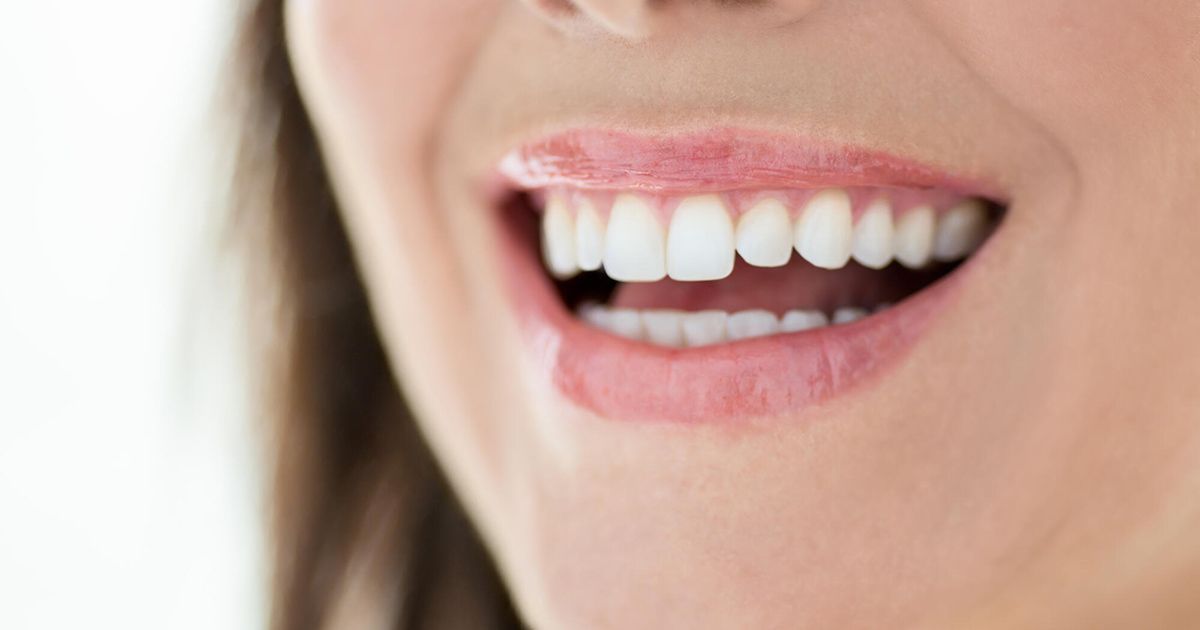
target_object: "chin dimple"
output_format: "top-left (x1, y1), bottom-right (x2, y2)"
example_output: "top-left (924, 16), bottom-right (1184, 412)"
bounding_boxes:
top-left (538, 187), bottom-right (995, 282)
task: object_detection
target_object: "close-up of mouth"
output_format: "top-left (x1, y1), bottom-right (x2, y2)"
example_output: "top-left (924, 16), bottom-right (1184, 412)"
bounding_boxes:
top-left (13, 1), bottom-right (1200, 628)
top-left (495, 129), bottom-right (1006, 423)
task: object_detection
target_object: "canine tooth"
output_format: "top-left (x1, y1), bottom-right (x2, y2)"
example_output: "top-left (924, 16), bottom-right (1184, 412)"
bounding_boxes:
top-left (795, 188), bottom-right (854, 269)
top-left (606, 308), bottom-right (644, 340)
top-left (851, 198), bottom-right (895, 269)
top-left (667, 195), bottom-right (736, 281)
top-left (933, 199), bottom-right (989, 262)
top-left (604, 194), bottom-right (666, 282)
top-left (641, 310), bottom-right (685, 347)
top-left (575, 198), bottom-right (606, 271)
top-left (735, 198), bottom-right (792, 267)
top-left (780, 309), bottom-right (829, 332)
top-left (541, 195), bottom-right (578, 278)
top-left (893, 205), bottom-right (935, 268)
top-left (681, 310), bottom-right (728, 347)
top-left (832, 307), bottom-right (869, 324)
top-left (727, 310), bottom-right (780, 340)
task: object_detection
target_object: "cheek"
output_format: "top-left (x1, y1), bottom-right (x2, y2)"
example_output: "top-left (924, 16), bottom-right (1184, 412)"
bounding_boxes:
top-left (284, 0), bottom-right (514, 489)
top-left (284, 0), bottom-right (505, 342)
top-left (917, 0), bottom-right (1200, 324)
top-left (285, 0), bottom-right (500, 167)
top-left (284, 0), bottom-right (466, 364)
top-left (915, 0), bottom-right (1200, 149)
top-left (918, 0), bottom-right (1200, 483)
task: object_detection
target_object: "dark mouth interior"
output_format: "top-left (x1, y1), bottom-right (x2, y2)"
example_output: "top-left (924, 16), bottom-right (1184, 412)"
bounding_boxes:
top-left (507, 192), bottom-right (1004, 319)
top-left (557, 259), bottom-right (955, 314)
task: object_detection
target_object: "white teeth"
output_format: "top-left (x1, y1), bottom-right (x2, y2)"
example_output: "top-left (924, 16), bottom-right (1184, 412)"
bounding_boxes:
top-left (606, 308), bottom-right (644, 340)
top-left (681, 310), bottom-right (729, 347)
top-left (832, 306), bottom-right (869, 324)
top-left (579, 303), bottom-right (610, 329)
top-left (667, 195), bottom-right (736, 281)
top-left (603, 194), bottom-right (667, 282)
top-left (574, 198), bottom-right (606, 271)
top-left (795, 189), bottom-right (854, 269)
top-left (893, 205), bottom-right (935, 269)
top-left (726, 309), bottom-right (780, 340)
top-left (933, 199), bottom-right (990, 262)
top-left (735, 198), bottom-right (793, 267)
top-left (779, 309), bottom-right (828, 332)
top-left (641, 309), bottom-right (685, 348)
top-left (543, 190), bottom-right (992, 290)
top-left (541, 195), bottom-right (579, 278)
top-left (581, 304), bottom-right (889, 346)
top-left (851, 198), bottom-right (895, 269)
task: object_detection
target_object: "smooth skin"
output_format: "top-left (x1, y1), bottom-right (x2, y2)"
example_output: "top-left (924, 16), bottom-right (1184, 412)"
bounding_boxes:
top-left (286, 1), bottom-right (1200, 627)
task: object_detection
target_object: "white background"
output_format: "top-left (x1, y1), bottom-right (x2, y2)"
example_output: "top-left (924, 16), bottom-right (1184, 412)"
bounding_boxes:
top-left (0, 2), bottom-right (265, 628)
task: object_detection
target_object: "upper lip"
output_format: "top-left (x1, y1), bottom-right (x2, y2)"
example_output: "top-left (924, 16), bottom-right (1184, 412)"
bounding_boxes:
top-left (496, 127), bottom-right (1002, 199)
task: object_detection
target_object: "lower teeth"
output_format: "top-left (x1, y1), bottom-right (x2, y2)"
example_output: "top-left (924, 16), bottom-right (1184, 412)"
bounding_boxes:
top-left (579, 303), bottom-right (890, 348)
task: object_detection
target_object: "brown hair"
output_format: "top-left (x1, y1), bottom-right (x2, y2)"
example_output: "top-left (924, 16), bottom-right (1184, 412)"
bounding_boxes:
top-left (231, 1), bottom-right (520, 627)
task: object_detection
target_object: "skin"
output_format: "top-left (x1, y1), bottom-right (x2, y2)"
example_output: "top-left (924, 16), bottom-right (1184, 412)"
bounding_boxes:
top-left (285, 1), bottom-right (1200, 627)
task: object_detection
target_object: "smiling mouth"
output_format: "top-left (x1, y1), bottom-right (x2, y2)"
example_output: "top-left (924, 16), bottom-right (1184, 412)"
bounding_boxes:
top-left (495, 128), bottom-right (1005, 423)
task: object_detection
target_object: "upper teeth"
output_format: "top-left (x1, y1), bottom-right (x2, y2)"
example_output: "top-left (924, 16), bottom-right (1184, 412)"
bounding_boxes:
top-left (667, 195), bottom-right (736, 281)
top-left (541, 189), bottom-right (992, 281)
top-left (794, 188), bottom-right (854, 269)
top-left (541, 194), bottom-right (578, 278)
top-left (735, 198), bottom-right (792, 267)
top-left (893, 204), bottom-right (936, 268)
top-left (932, 199), bottom-right (991, 262)
top-left (574, 196), bottom-right (606, 272)
top-left (603, 194), bottom-right (667, 282)
top-left (851, 198), bottom-right (895, 270)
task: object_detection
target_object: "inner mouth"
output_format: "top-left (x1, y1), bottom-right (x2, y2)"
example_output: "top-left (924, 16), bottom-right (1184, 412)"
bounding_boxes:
top-left (514, 186), bottom-right (1003, 348)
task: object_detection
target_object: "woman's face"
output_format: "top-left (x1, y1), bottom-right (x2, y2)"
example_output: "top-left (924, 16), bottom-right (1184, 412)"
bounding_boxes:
top-left (286, 1), bottom-right (1200, 626)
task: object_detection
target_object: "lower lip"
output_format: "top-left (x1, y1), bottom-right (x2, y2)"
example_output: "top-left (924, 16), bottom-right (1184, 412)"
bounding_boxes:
top-left (496, 204), bottom-right (967, 425)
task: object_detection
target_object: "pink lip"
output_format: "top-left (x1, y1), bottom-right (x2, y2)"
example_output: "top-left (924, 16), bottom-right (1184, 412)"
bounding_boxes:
top-left (495, 129), bottom-right (986, 424)
top-left (498, 128), bottom-right (991, 195)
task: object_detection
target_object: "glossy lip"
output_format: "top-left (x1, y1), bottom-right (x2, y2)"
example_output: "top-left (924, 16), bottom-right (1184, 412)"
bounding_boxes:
top-left (495, 128), bottom-right (996, 424)
top-left (498, 128), bottom-right (998, 196)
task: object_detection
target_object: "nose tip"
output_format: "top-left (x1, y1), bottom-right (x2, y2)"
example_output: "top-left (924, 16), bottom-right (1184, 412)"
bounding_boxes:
top-left (523, 0), bottom-right (823, 41)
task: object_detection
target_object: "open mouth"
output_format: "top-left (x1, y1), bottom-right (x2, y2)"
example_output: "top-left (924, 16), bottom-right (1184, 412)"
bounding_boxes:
top-left (494, 129), bottom-right (1005, 422)
top-left (535, 186), bottom-right (997, 345)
